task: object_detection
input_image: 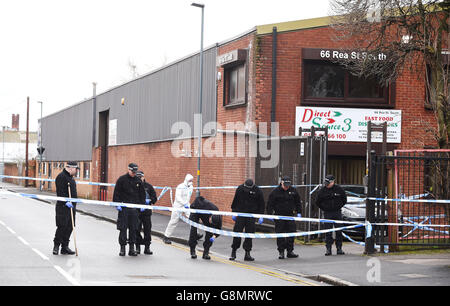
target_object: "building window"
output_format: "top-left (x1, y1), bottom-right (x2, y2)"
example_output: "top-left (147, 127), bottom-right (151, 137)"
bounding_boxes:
top-left (83, 162), bottom-right (90, 179)
top-left (224, 64), bottom-right (247, 106)
top-left (303, 60), bottom-right (391, 107)
top-left (305, 62), bottom-right (345, 98)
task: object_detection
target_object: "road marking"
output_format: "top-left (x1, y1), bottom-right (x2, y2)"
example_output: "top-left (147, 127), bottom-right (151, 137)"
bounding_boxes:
top-left (5, 226), bottom-right (16, 234)
top-left (161, 238), bottom-right (318, 286)
top-left (0, 218), bottom-right (79, 286)
top-left (32, 248), bottom-right (50, 261)
top-left (54, 265), bottom-right (81, 286)
top-left (17, 236), bottom-right (30, 246)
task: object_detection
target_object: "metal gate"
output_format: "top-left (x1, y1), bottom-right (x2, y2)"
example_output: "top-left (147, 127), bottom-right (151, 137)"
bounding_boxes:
top-left (255, 128), bottom-right (328, 239)
top-left (366, 150), bottom-right (450, 252)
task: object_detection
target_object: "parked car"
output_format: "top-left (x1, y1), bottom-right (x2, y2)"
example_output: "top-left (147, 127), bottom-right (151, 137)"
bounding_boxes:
top-left (340, 185), bottom-right (366, 237)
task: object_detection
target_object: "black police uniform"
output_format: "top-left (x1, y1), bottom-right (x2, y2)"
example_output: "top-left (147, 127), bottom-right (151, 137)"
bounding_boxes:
top-left (188, 196), bottom-right (222, 259)
top-left (53, 168), bottom-right (77, 253)
top-left (315, 184), bottom-right (347, 252)
top-left (113, 173), bottom-right (146, 248)
top-left (230, 183), bottom-right (265, 254)
top-left (267, 185), bottom-right (302, 256)
top-left (136, 180), bottom-right (157, 253)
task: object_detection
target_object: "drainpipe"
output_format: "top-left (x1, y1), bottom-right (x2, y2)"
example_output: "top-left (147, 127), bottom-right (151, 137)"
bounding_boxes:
top-left (270, 26), bottom-right (278, 135)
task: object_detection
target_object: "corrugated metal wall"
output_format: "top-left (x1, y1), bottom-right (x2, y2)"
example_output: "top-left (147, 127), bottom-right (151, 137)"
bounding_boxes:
top-left (40, 46), bottom-right (218, 161)
top-left (40, 99), bottom-right (94, 161)
top-left (95, 47), bottom-right (217, 146)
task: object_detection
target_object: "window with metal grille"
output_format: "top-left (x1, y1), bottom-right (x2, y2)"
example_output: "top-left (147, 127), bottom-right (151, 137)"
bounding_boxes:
top-left (224, 64), bottom-right (247, 106)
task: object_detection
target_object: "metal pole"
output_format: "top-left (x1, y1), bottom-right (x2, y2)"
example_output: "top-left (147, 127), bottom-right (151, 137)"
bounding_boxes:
top-left (38, 101), bottom-right (43, 191)
top-left (365, 150), bottom-right (377, 254)
top-left (1, 126), bottom-right (4, 182)
top-left (192, 3), bottom-right (204, 197)
top-left (25, 97), bottom-right (29, 187)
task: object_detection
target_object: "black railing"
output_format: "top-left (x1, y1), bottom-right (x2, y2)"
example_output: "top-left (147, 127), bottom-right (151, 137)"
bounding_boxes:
top-left (367, 150), bottom-right (450, 252)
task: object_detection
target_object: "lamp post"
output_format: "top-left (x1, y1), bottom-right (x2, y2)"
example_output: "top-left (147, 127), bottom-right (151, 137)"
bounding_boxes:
top-left (191, 2), bottom-right (204, 197)
top-left (1, 126), bottom-right (6, 183)
top-left (37, 101), bottom-right (44, 191)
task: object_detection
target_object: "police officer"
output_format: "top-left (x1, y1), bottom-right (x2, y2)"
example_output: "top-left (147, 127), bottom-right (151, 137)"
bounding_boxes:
top-left (229, 179), bottom-right (265, 261)
top-left (53, 161), bottom-right (79, 255)
top-left (188, 196), bottom-right (222, 260)
top-left (315, 174), bottom-right (347, 256)
top-left (163, 174), bottom-right (195, 244)
top-left (267, 176), bottom-right (302, 259)
top-left (135, 170), bottom-right (157, 255)
top-left (113, 163), bottom-right (146, 256)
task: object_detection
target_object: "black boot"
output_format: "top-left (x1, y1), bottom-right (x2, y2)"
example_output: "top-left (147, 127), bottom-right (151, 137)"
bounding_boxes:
top-left (119, 245), bottom-right (126, 256)
top-left (286, 250), bottom-right (299, 258)
top-left (202, 249), bottom-right (211, 260)
top-left (325, 245), bottom-right (332, 256)
top-left (278, 250), bottom-right (285, 259)
top-left (136, 244), bottom-right (141, 254)
top-left (336, 247), bottom-right (345, 255)
top-left (190, 247), bottom-right (197, 259)
top-left (52, 243), bottom-right (60, 255)
top-left (60, 245), bottom-right (75, 255)
top-left (144, 245), bottom-right (153, 255)
top-left (244, 250), bottom-right (255, 261)
top-left (229, 248), bottom-right (237, 261)
top-left (128, 244), bottom-right (137, 256)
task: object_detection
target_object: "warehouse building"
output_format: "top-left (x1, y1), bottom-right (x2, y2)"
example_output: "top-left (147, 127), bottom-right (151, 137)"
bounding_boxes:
top-left (38, 16), bottom-right (439, 222)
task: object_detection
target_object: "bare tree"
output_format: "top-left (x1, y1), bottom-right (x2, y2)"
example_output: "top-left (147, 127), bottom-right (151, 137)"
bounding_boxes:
top-left (330, 0), bottom-right (449, 223)
top-left (128, 58), bottom-right (140, 79)
top-left (330, 0), bottom-right (449, 149)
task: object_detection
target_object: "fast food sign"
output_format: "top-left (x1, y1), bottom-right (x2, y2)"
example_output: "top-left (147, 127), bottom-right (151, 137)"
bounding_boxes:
top-left (295, 106), bottom-right (402, 143)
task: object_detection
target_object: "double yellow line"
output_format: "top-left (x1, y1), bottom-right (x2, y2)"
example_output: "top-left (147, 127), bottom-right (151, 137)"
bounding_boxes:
top-left (166, 240), bottom-right (319, 286)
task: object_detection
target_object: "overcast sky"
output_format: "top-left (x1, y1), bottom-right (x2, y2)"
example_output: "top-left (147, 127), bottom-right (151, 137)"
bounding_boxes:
top-left (0, 0), bottom-right (332, 132)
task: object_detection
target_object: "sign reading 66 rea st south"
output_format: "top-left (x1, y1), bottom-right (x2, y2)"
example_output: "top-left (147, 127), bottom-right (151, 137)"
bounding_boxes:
top-left (295, 106), bottom-right (402, 143)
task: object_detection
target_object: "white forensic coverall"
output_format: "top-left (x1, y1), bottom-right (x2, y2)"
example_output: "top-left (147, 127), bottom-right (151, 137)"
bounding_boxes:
top-left (164, 174), bottom-right (194, 238)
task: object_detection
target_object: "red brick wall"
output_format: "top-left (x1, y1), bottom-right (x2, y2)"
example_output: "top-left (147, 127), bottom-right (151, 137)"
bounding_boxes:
top-left (92, 136), bottom-right (249, 225)
top-left (255, 26), bottom-right (437, 148)
top-left (4, 160), bottom-right (35, 186)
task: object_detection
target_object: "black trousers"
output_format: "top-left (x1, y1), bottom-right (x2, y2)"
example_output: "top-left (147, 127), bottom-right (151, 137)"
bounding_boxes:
top-left (323, 211), bottom-right (343, 249)
top-left (118, 213), bottom-right (138, 246)
top-left (188, 214), bottom-right (214, 251)
top-left (136, 214), bottom-right (152, 246)
top-left (274, 219), bottom-right (296, 252)
top-left (231, 217), bottom-right (256, 251)
top-left (54, 209), bottom-right (75, 247)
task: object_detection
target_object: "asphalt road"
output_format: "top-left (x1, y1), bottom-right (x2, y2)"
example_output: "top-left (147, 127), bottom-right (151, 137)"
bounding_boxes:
top-left (0, 190), bottom-right (321, 286)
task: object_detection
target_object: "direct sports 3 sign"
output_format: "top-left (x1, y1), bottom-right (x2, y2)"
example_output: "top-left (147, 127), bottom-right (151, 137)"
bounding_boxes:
top-left (295, 106), bottom-right (402, 143)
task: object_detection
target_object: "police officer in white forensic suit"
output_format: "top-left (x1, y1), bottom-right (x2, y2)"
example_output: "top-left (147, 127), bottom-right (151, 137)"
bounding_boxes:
top-left (163, 174), bottom-right (201, 244)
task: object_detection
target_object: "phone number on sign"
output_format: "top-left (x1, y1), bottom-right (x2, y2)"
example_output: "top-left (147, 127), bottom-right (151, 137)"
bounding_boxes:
top-left (327, 133), bottom-right (347, 139)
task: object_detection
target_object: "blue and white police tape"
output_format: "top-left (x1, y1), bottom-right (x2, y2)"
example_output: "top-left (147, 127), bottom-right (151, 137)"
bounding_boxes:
top-left (179, 215), bottom-right (365, 239)
top-left (367, 197), bottom-right (450, 204)
top-left (1, 190), bottom-right (448, 231)
top-left (402, 217), bottom-right (449, 237)
top-left (0, 175), bottom-right (117, 187)
top-left (341, 232), bottom-right (389, 253)
top-left (0, 190), bottom-right (358, 225)
top-left (0, 175), bottom-right (318, 190)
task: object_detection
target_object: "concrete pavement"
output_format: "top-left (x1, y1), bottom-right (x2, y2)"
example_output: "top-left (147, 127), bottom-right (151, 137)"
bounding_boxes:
top-left (1, 181), bottom-right (449, 286)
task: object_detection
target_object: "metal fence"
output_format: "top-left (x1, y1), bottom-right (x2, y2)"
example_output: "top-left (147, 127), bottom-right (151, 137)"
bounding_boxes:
top-left (368, 150), bottom-right (450, 251)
